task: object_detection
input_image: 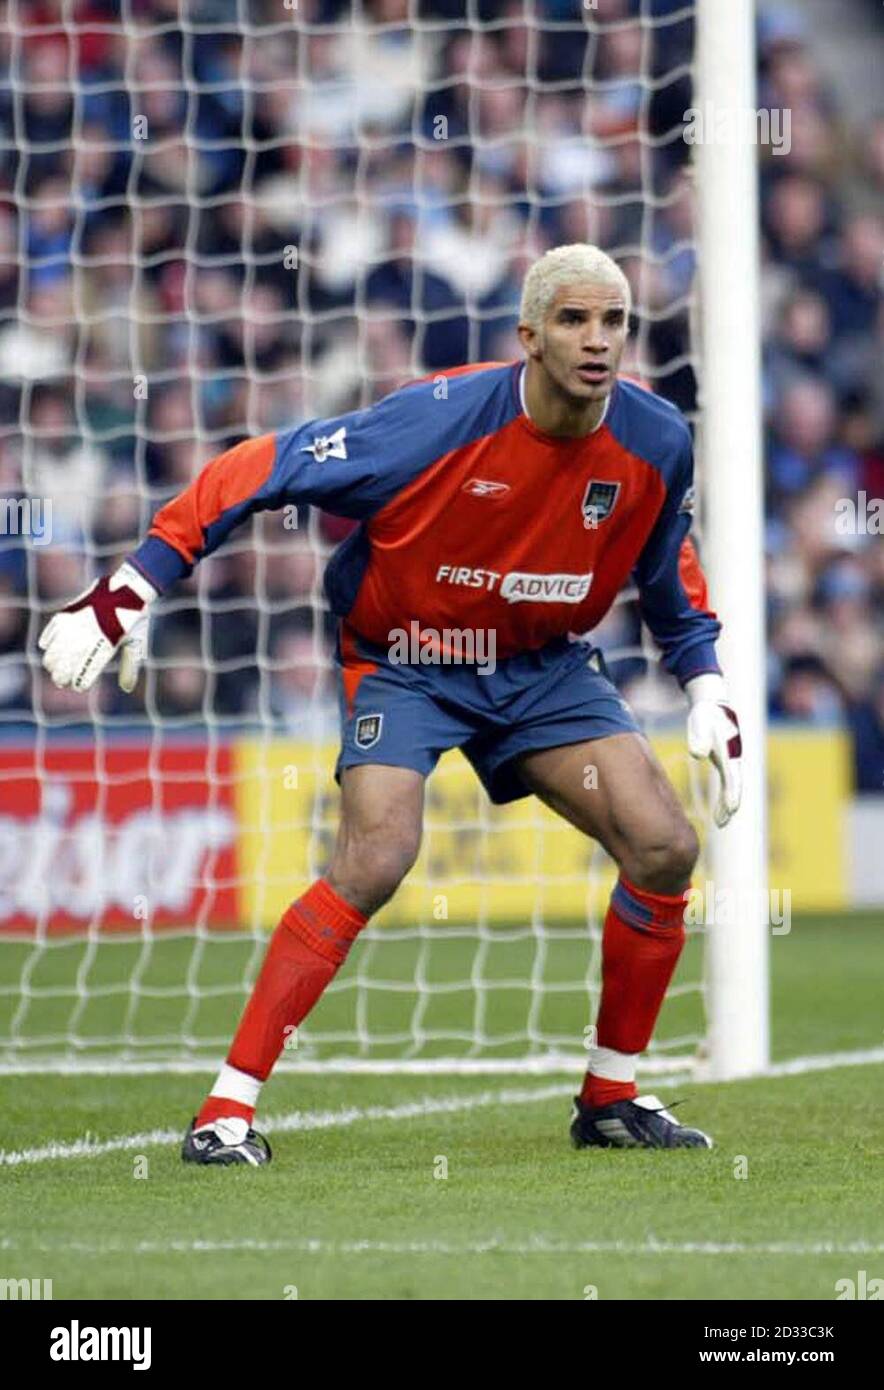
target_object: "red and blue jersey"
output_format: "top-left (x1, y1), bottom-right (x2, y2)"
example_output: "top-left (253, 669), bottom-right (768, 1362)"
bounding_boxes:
top-left (131, 360), bottom-right (721, 684)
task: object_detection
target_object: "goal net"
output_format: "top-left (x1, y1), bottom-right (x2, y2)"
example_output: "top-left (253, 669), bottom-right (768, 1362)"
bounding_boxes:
top-left (0, 0), bottom-right (724, 1074)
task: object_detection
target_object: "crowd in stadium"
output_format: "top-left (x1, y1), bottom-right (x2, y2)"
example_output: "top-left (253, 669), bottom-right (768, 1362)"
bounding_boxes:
top-left (0, 0), bottom-right (881, 791)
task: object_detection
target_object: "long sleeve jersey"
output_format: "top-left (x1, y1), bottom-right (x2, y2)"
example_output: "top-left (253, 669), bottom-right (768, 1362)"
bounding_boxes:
top-left (130, 360), bottom-right (721, 684)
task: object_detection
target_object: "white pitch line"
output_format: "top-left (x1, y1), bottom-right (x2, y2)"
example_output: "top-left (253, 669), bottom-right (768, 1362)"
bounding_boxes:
top-left (763, 1047), bottom-right (884, 1076)
top-left (0, 1083), bottom-right (574, 1168)
top-left (1, 1045), bottom-right (883, 1077)
top-left (2, 1046), bottom-right (883, 1169)
top-left (2, 1235), bottom-right (884, 1259)
top-left (0, 1055), bottom-right (688, 1076)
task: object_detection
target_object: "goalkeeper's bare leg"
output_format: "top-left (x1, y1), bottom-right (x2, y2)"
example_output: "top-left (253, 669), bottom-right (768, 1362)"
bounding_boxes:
top-left (517, 734), bottom-right (711, 1149)
top-left (183, 732), bottom-right (708, 1164)
top-left (182, 765), bottom-right (423, 1164)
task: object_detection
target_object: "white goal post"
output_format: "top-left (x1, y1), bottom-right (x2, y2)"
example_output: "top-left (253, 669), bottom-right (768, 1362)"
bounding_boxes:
top-left (695, 0), bottom-right (769, 1079)
top-left (0, 0), bottom-right (768, 1079)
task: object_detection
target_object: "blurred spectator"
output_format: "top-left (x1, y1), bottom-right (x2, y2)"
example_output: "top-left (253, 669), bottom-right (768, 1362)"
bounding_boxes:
top-left (20, 39), bottom-right (73, 185)
top-left (0, 278), bottom-right (73, 389)
top-left (0, 202), bottom-right (19, 319)
top-left (25, 174), bottom-right (74, 288)
top-left (815, 559), bottom-right (880, 701)
top-left (0, 574), bottom-right (29, 714)
top-left (772, 655), bottom-right (846, 725)
top-left (811, 214), bottom-right (884, 341)
top-left (848, 669), bottom-right (884, 793)
top-left (152, 622), bottom-right (208, 721)
top-left (79, 216), bottom-right (159, 374)
top-left (767, 378), bottom-right (859, 509)
top-left (268, 623), bottom-right (338, 739)
top-left (861, 115), bottom-right (884, 198)
top-left (24, 385), bottom-right (110, 546)
top-left (764, 175), bottom-right (834, 278)
top-left (764, 288), bottom-right (831, 405)
top-left (34, 547), bottom-right (92, 604)
top-left (366, 210), bottom-right (469, 370)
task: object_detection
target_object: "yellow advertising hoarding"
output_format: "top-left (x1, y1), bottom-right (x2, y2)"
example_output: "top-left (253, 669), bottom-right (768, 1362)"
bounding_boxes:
top-left (234, 729), bottom-right (851, 927)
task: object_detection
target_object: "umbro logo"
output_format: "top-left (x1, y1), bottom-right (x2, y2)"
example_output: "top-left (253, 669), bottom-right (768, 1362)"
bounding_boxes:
top-left (301, 426), bottom-right (347, 462)
top-left (462, 478), bottom-right (510, 498)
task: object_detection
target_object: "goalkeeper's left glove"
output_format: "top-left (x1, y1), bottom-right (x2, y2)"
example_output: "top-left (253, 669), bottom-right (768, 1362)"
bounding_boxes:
top-left (685, 673), bottom-right (743, 828)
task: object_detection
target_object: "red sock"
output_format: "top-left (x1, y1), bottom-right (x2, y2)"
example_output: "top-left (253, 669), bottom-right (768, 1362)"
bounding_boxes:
top-left (580, 876), bottom-right (688, 1108)
top-left (581, 1073), bottom-right (639, 1109)
top-left (195, 879), bottom-right (367, 1129)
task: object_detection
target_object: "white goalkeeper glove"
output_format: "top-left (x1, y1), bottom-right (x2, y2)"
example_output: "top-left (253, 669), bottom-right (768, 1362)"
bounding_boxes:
top-left (39, 562), bottom-right (157, 693)
top-left (685, 673), bottom-right (743, 828)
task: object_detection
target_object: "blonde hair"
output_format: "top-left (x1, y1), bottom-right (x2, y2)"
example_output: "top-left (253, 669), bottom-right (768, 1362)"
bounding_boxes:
top-left (519, 244), bottom-right (632, 331)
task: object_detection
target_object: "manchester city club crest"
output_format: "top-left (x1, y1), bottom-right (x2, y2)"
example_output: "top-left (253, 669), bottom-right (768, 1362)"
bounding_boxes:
top-left (581, 479), bottom-right (621, 529)
top-left (354, 713), bottom-right (383, 750)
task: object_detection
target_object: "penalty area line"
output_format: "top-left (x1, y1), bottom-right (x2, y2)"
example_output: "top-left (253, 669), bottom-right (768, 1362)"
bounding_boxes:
top-left (0, 1082), bottom-right (574, 1168)
top-left (2, 1235), bottom-right (884, 1259)
top-left (2, 1045), bottom-right (883, 1169)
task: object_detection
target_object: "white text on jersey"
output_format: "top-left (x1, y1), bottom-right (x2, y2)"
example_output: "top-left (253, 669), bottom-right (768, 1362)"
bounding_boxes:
top-left (436, 565), bottom-right (502, 591)
top-left (500, 572), bottom-right (593, 604)
top-left (435, 565), bottom-right (593, 605)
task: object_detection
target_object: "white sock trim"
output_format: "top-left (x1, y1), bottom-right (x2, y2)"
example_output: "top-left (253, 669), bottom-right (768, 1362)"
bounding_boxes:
top-left (586, 1046), bottom-right (637, 1083)
top-left (209, 1063), bottom-right (262, 1109)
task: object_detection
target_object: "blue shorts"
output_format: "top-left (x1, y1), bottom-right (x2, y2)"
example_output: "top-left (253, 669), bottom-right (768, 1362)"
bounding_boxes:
top-left (334, 629), bottom-right (640, 805)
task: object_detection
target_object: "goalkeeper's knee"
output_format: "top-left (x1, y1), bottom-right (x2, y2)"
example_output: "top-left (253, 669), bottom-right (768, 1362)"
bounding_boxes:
top-left (326, 829), bottom-right (421, 917)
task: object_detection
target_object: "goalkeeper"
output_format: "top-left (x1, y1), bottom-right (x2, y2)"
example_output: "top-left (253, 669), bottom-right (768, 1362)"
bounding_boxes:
top-left (40, 244), bottom-right (742, 1164)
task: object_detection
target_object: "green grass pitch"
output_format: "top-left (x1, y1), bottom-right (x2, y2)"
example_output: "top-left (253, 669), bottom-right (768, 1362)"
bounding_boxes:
top-left (1, 912), bottom-right (882, 1300)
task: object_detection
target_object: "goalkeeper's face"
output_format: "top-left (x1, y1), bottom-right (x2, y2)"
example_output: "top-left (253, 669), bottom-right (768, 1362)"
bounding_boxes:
top-left (525, 283), bottom-right (628, 404)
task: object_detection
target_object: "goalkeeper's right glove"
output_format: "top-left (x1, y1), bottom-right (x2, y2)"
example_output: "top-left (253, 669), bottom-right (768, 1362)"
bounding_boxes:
top-left (39, 562), bottom-right (157, 693)
top-left (685, 673), bottom-right (743, 828)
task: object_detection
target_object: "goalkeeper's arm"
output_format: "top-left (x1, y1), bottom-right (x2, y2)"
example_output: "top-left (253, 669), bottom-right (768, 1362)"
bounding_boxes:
top-left (633, 435), bottom-right (742, 828)
top-left (39, 417), bottom-right (381, 693)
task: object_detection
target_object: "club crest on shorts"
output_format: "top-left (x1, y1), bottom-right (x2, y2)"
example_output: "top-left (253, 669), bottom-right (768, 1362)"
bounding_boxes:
top-left (581, 480), bottom-right (620, 528)
top-left (354, 712), bottom-right (383, 750)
